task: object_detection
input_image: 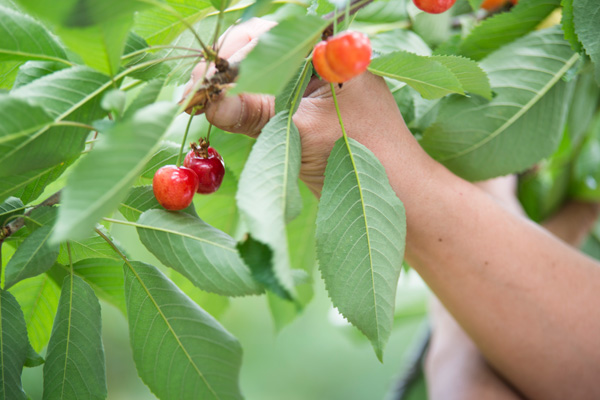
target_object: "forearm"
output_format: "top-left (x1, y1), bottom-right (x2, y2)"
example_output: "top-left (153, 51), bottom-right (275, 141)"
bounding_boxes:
top-left (369, 134), bottom-right (600, 399)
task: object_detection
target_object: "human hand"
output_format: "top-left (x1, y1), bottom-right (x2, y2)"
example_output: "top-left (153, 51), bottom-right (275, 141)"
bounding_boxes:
top-left (181, 18), bottom-right (413, 195)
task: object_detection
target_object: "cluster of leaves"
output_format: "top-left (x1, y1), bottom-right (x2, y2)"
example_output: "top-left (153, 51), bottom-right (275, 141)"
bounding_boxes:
top-left (0, 0), bottom-right (599, 398)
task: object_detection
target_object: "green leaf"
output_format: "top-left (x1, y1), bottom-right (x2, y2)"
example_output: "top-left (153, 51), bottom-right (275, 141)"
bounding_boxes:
top-left (370, 29), bottom-right (431, 56)
top-left (4, 225), bottom-right (60, 289)
top-left (236, 112), bottom-right (302, 296)
top-left (56, 14), bottom-right (132, 76)
top-left (237, 235), bottom-right (292, 301)
top-left (139, 140), bottom-right (179, 179)
top-left (121, 33), bottom-right (171, 81)
top-left (133, 0), bottom-right (212, 46)
top-left (14, 0), bottom-right (146, 27)
top-left (12, 61), bottom-right (68, 89)
top-left (101, 89), bottom-right (126, 118)
top-left (43, 275), bottom-right (107, 399)
top-left (124, 261), bottom-right (243, 400)
top-left (52, 102), bottom-right (179, 242)
top-left (573, 0), bottom-right (600, 84)
top-left (56, 229), bottom-right (122, 265)
top-left (52, 259), bottom-right (126, 314)
top-left (0, 60), bottom-right (20, 89)
top-left (567, 69), bottom-right (599, 146)
top-left (232, 14), bottom-right (328, 95)
top-left (0, 5), bottom-right (68, 63)
top-left (275, 60), bottom-right (313, 114)
top-left (123, 79), bottom-right (165, 118)
top-left (467, 0), bottom-right (484, 10)
top-left (421, 28), bottom-right (578, 181)
top-left (24, 344), bottom-right (44, 367)
top-left (119, 185), bottom-right (197, 222)
top-left (0, 95), bottom-right (54, 153)
top-left (168, 270), bottom-right (230, 319)
top-left (136, 210), bottom-right (262, 296)
top-left (3, 66), bottom-right (110, 177)
top-left (0, 196), bottom-right (24, 226)
top-left (368, 51), bottom-right (464, 99)
top-left (316, 137), bottom-right (406, 361)
top-left (561, 0), bottom-right (582, 53)
top-left (11, 273), bottom-right (61, 352)
top-left (431, 55), bottom-right (492, 100)
top-left (0, 290), bottom-right (33, 400)
top-left (457, 0), bottom-right (561, 60)
top-left (0, 160), bottom-right (71, 204)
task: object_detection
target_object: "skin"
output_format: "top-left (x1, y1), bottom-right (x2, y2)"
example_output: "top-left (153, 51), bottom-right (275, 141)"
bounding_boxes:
top-left (426, 176), bottom-right (600, 400)
top-left (182, 19), bottom-right (600, 399)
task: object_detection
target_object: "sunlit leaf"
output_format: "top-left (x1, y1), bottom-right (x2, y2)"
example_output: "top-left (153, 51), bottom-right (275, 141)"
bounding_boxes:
top-left (133, 0), bottom-right (212, 46)
top-left (2, 67), bottom-right (110, 178)
top-left (12, 272), bottom-right (60, 352)
top-left (0, 5), bottom-right (68, 63)
top-left (53, 102), bottom-right (179, 242)
top-left (233, 14), bottom-right (327, 95)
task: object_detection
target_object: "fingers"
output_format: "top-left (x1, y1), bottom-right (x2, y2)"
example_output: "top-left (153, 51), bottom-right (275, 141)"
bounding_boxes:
top-left (205, 92), bottom-right (275, 138)
top-left (181, 18), bottom-right (277, 116)
top-left (216, 18), bottom-right (277, 59)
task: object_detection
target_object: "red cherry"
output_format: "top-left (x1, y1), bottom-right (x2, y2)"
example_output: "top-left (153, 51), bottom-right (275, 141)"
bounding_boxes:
top-left (413, 0), bottom-right (456, 14)
top-left (312, 31), bottom-right (372, 83)
top-left (183, 147), bottom-right (225, 194)
top-left (152, 165), bottom-right (199, 210)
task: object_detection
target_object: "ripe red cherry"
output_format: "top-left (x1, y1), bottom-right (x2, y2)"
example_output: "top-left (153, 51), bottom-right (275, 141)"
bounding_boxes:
top-left (183, 147), bottom-right (225, 194)
top-left (312, 31), bottom-right (371, 83)
top-left (152, 165), bottom-right (199, 210)
top-left (413, 0), bottom-right (456, 14)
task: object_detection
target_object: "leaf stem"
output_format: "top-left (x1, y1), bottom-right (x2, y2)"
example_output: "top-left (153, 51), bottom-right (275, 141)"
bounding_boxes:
top-left (330, 83), bottom-right (349, 141)
top-left (50, 121), bottom-right (96, 131)
top-left (121, 45), bottom-right (204, 61)
top-left (177, 113), bottom-right (195, 167)
top-left (94, 228), bottom-right (130, 265)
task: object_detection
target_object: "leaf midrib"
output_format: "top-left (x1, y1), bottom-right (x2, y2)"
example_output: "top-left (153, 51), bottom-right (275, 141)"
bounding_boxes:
top-left (437, 52), bottom-right (579, 162)
top-left (127, 263), bottom-right (219, 399)
top-left (342, 139), bottom-right (381, 350)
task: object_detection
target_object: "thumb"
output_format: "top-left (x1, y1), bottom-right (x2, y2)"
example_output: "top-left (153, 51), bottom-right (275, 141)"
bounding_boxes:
top-left (205, 92), bottom-right (275, 138)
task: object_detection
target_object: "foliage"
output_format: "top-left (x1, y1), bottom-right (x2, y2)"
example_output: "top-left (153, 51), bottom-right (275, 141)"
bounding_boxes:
top-left (0, 0), bottom-right (599, 398)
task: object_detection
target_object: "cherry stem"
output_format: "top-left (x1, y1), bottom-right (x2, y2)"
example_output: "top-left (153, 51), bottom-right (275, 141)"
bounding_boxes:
top-left (212, 0), bottom-right (227, 55)
top-left (206, 123), bottom-right (213, 144)
top-left (137, 0), bottom-right (215, 60)
top-left (121, 45), bottom-right (204, 61)
top-left (330, 83), bottom-right (349, 142)
top-left (177, 112), bottom-right (195, 168)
